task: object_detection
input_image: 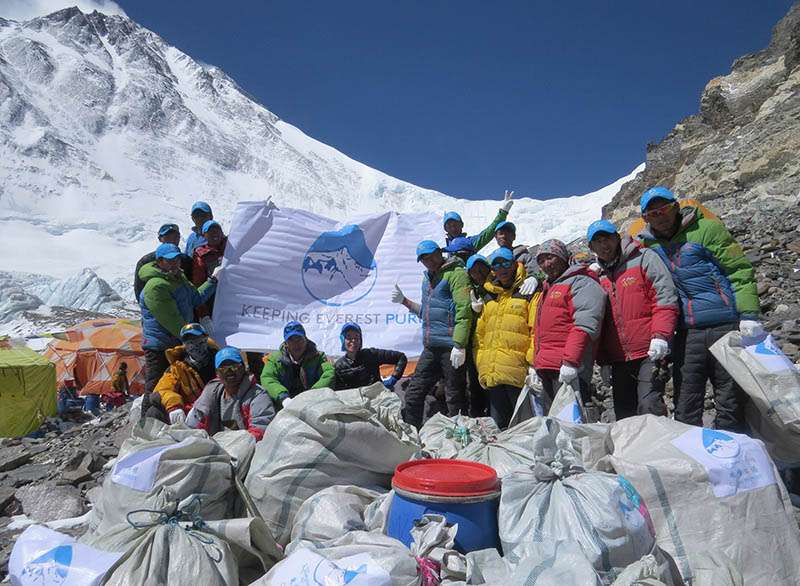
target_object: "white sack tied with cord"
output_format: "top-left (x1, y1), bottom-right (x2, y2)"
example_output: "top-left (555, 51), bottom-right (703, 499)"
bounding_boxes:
top-left (454, 415), bottom-right (611, 477)
top-left (86, 419), bottom-right (239, 538)
top-left (709, 331), bottom-right (800, 465)
top-left (604, 414), bottom-right (800, 586)
top-left (212, 202), bottom-right (442, 354)
top-left (244, 383), bottom-right (420, 545)
top-left (418, 413), bottom-right (500, 458)
top-left (498, 419), bottom-right (655, 578)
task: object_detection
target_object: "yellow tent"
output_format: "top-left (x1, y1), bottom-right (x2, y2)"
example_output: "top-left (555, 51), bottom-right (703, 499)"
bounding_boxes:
top-left (0, 345), bottom-right (57, 437)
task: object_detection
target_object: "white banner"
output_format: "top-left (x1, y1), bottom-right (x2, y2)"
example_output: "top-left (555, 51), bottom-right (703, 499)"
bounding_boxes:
top-left (213, 201), bottom-right (442, 356)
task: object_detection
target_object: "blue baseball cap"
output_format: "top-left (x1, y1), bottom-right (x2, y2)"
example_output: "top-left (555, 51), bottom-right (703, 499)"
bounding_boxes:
top-left (155, 243), bottom-right (181, 260)
top-left (158, 223), bottom-right (179, 237)
top-left (466, 254), bottom-right (489, 271)
top-left (442, 211), bottom-right (463, 226)
top-left (494, 220), bottom-right (516, 234)
top-left (416, 240), bottom-right (441, 261)
top-left (191, 201), bottom-right (212, 214)
top-left (489, 248), bottom-right (514, 264)
top-left (201, 220), bottom-right (221, 234)
top-left (640, 187), bottom-right (676, 213)
top-left (283, 320), bottom-right (306, 341)
top-left (587, 219), bottom-right (618, 242)
top-left (443, 236), bottom-right (475, 254)
top-left (180, 322), bottom-right (207, 339)
top-left (339, 322), bottom-right (362, 351)
top-left (214, 346), bottom-right (243, 368)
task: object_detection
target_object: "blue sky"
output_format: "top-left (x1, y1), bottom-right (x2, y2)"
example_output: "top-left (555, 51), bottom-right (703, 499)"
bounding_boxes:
top-left (119, 1), bottom-right (793, 200)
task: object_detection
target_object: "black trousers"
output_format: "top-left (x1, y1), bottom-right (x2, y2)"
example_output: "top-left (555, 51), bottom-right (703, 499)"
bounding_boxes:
top-left (672, 322), bottom-right (748, 432)
top-left (403, 347), bottom-right (467, 429)
top-left (536, 369), bottom-right (590, 416)
top-left (611, 357), bottom-right (667, 420)
top-left (487, 385), bottom-right (522, 430)
top-left (144, 349), bottom-right (170, 394)
top-left (466, 348), bottom-right (488, 418)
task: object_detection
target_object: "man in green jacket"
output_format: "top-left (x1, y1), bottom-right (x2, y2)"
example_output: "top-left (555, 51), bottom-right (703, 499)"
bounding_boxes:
top-left (260, 321), bottom-right (335, 408)
top-left (442, 190), bottom-right (514, 252)
top-left (636, 187), bottom-right (761, 431)
top-left (391, 240), bottom-right (474, 428)
top-left (139, 243), bottom-right (218, 392)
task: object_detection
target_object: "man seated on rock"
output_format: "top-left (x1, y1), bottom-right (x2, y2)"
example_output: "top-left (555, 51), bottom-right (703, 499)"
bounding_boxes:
top-left (138, 243), bottom-right (219, 393)
top-left (334, 322), bottom-right (407, 390)
top-left (636, 186), bottom-right (761, 432)
top-left (186, 346), bottom-right (275, 440)
top-left (493, 219), bottom-right (540, 295)
top-left (154, 322), bottom-right (220, 424)
top-left (533, 239), bottom-right (606, 413)
top-left (588, 219), bottom-right (678, 420)
top-left (104, 362), bottom-right (129, 410)
top-left (133, 223), bottom-right (193, 301)
top-left (442, 190), bottom-right (514, 251)
top-left (260, 321), bottom-right (335, 408)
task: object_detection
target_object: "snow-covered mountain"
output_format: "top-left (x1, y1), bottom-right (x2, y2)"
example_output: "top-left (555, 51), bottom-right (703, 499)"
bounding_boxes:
top-left (0, 7), bottom-right (640, 334)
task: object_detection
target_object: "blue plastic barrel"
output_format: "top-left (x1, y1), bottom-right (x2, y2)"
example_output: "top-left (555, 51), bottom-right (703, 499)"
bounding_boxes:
top-left (83, 394), bottom-right (100, 413)
top-left (387, 459), bottom-right (501, 553)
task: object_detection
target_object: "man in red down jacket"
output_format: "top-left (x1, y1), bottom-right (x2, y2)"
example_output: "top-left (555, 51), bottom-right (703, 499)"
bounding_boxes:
top-left (192, 219), bottom-right (228, 319)
top-left (587, 220), bottom-right (679, 420)
top-left (533, 239), bottom-right (606, 413)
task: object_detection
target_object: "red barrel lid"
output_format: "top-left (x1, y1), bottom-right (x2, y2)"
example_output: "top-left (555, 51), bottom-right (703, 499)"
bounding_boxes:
top-left (392, 459), bottom-right (500, 497)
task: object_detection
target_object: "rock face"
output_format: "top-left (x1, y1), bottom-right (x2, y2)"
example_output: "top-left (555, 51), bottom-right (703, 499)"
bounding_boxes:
top-left (604, 3), bottom-right (800, 222)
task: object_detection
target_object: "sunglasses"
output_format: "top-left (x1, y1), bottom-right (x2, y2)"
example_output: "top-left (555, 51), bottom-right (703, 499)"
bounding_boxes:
top-left (217, 363), bottom-right (241, 375)
top-left (492, 260), bottom-right (514, 269)
top-left (643, 202), bottom-right (677, 220)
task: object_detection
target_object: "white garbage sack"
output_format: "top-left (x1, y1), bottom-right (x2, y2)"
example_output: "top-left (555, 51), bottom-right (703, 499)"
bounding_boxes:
top-left (244, 383), bottom-right (420, 545)
top-left (289, 485), bottom-right (388, 547)
top-left (604, 414), bottom-right (800, 586)
top-left (498, 421), bottom-right (655, 578)
top-left (213, 429), bottom-right (257, 479)
top-left (9, 525), bottom-right (121, 586)
top-left (457, 415), bottom-right (611, 478)
top-left (508, 380), bottom-right (546, 428)
top-left (710, 331), bottom-right (800, 465)
top-left (418, 413), bottom-right (500, 458)
top-left (549, 380), bottom-right (586, 423)
top-left (683, 551), bottom-right (743, 586)
top-left (87, 418), bottom-right (239, 538)
top-left (253, 532), bottom-right (418, 586)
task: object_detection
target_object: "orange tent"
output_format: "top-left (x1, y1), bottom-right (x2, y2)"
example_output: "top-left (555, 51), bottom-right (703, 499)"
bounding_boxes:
top-left (43, 319), bottom-right (146, 396)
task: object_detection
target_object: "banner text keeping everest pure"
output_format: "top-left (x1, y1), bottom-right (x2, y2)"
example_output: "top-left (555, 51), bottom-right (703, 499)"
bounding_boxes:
top-left (212, 201), bottom-right (441, 356)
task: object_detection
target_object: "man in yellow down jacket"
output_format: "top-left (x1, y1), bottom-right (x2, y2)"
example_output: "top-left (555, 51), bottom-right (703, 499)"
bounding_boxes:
top-left (474, 248), bottom-right (539, 429)
top-left (154, 322), bottom-right (220, 424)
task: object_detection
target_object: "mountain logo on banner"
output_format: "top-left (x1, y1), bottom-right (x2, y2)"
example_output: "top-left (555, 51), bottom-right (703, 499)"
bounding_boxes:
top-left (702, 428), bottom-right (741, 459)
top-left (302, 224), bottom-right (378, 306)
top-left (21, 544), bottom-right (72, 583)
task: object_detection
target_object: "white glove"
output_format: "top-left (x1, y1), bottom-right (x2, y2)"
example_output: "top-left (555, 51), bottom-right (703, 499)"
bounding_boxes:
top-left (589, 262), bottom-right (601, 274)
top-left (519, 276), bottom-right (538, 295)
top-left (168, 409), bottom-right (186, 424)
top-left (739, 320), bottom-right (765, 339)
top-left (647, 338), bottom-right (670, 361)
top-left (211, 265), bottom-right (223, 281)
top-left (501, 190), bottom-right (514, 212)
top-left (391, 283), bottom-right (405, 304)
top-left (450, 346), bottom-right (466, 369)
top-left (600, 365), bottom-right (612, 385)
top-left (199, 316), bottom-right (214, 337)
top-left (470, 290), bottom-right (484, 313)
top-left (282, 396), bottom-right (293, 408)
top-left (558, 363), bottom-right (579, 383)
top-left (524, 366), bottom-right (540, 388)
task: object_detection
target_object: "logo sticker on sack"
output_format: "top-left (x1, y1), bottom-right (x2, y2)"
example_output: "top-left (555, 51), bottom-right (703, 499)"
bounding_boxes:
top-left (671, 427), bottom-right (776, 498)
top-left (111, 438), bottom-right (194, 492)
top-left (744, 334), bottom-right (795, 374)
top-left (555, 400), bottom-right (582, 423)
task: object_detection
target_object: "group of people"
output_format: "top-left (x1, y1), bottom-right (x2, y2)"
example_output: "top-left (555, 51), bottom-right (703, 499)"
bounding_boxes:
top-left (133, 185), bottom-right (761, 439)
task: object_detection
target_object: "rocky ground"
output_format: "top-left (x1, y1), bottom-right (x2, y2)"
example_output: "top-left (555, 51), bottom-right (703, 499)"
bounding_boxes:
top-left (0, 404), bottom-right (132, 577)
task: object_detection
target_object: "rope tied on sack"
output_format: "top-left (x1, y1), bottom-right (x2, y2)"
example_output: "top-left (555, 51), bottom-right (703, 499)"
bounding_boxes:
top-left (125, 496), bottom-right (218, 550)
top-left (416, 556), bottom-right (442, 585)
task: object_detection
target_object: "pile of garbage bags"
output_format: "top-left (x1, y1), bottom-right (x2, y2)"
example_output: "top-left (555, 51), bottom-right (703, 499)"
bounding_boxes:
top-left (8, 376), bottom-right (800, 585)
